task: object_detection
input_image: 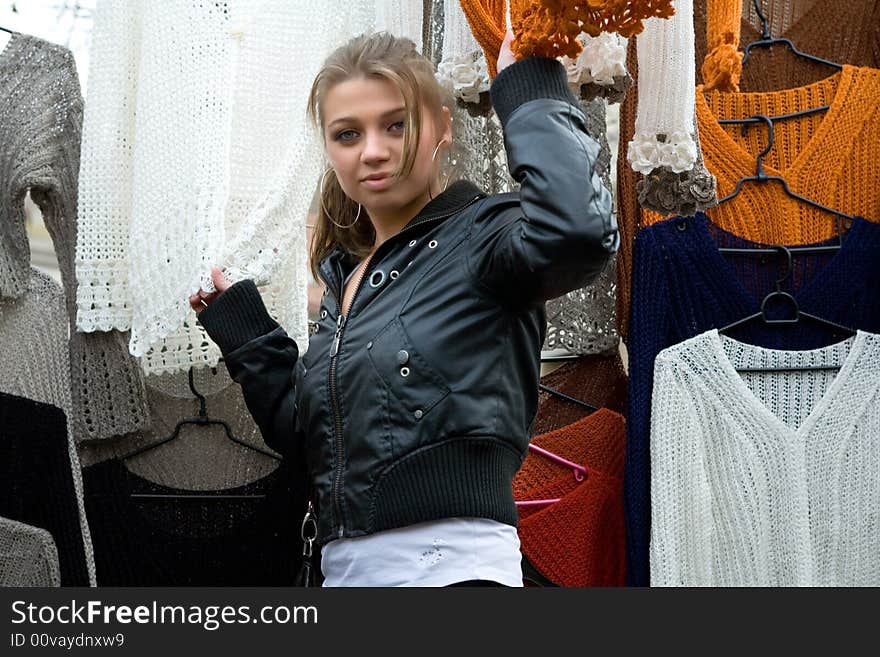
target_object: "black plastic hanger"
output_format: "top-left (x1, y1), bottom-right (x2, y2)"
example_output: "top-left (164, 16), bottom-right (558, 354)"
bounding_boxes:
top-left (717, 245), bottom-right (856, 372)
top-left (715, 114), bottom-right (857, 223)
top-left (742, 0), bottom-right (843, 71)
top-left (119, 367), bottom-right (281, 464)
top-left (538, 384), bottom-right (599, 413)
top-left (0, 26), bottom-right (14, 35)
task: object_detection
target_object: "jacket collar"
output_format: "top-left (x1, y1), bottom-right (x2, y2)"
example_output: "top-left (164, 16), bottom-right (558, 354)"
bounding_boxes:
top-left (320, 180), bottom-right (485, 292)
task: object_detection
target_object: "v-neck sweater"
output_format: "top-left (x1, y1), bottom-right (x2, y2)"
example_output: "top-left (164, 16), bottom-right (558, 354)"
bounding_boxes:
top-left (641, 66), bottom-right (880, 239)
top-left (624, 213), bottom-right (880, 585)
top-left (650, 329), bottom-right (880, 586)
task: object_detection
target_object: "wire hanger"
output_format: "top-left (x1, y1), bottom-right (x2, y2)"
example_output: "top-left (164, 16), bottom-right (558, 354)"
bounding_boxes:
top-left (120, 366), bottom-right (282, 465)
top-left (742, 0), bottom-right (843, 71)
top-left (537, 384), bottom-right (599, 412)
top-left (0, 26), bottom-right (13, 35)
top-left (717, 244), bottom-right (856, 372)
top-left (715, 114), bottom-right (857, 224)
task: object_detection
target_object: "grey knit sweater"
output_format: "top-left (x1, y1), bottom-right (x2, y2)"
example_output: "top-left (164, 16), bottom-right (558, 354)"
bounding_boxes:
top-left (0, 516), bottom-right (61, 587)
top-left (0, 269), bottom-right (96, 585)
top-left (0, 32), bottom-right (149, 442)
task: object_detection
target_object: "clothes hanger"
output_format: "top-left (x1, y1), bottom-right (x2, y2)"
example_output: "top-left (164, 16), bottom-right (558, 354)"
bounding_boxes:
top-left (515, 444), bottom-right (589, 509)
top-left (537, 384), bottom-right (599, 412)
top-left (119, 366), bottom-right (282, 466)
top-left (715, 114), bottom-right (857, 223)
top-left (0, 26), bottom-right (14, 35)
top-left (717, 244), bottom-right (857, 373)
top-left (741, 0), bottom-right (843, 71)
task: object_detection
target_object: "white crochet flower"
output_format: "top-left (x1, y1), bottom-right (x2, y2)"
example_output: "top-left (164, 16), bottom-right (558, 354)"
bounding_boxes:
top-left (658, 131), bottom-right (698, 173)
top-left (580, 32), bottom-right (627, 86)
top-left (627, 133), bottom-right (662, 175)
top-left (436, 53), bottom-right (490, 105)
top-left (560, 54), bottom-right (586, 90)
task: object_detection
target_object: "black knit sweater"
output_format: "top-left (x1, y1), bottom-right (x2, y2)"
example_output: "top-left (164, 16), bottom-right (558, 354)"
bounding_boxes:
top-left (0, 392), bottom-right (89, 585)
top-left (83, 459), bottom-right (304, 586)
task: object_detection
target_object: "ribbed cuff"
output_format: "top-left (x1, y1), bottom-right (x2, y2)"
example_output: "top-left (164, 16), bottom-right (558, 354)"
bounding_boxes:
top-left (490, 57), bottom-right (578, 127)
top-left (196, 279), bottom-right (279, 355)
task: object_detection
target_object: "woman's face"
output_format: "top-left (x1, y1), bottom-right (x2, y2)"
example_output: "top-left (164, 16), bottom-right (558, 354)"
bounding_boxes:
top-left (322, 75), bottom-right (451, 224)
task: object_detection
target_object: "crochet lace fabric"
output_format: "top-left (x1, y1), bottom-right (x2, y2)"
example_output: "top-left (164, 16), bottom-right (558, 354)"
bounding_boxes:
top-left (83, 458), bottom-right (304, 586)
top-left (650, 330), bottom-right (880, 586)
top-left (459, 0), bottom-right (674, 74)
top-left (0, 517), bottom-right (61, 587)
top-left (513, 409), bottom-right (626, 587)
top-left (0, 32), bottom-right (148, 441)
top-left (75, 0), bottom-right (376, 374)
top-left (0, 392), bottom-right (92, 586)
top-left (0, 270), bottom-right (97, 585)
top-left (79, 366), bottom-right (279, 492)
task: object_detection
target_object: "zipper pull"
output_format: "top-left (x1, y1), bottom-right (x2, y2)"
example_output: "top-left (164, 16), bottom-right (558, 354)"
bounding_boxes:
top-left (330, 314), bottom-right (346, 357)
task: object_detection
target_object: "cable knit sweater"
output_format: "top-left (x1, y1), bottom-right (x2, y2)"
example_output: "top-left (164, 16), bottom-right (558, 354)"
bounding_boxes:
top-left (0, 517), bottom-right (61, 587)
top-left (625, 213), bottom-right (880, 586)
top-left (0, 32), bottom-right (148, 442)
top-left (616, 0), bottom-right (880, 340)
top-left (75, 0), bottom-right (375, 374)
top-left (0, 393), bottom-right (91, 586)
top-left (650, 329), bottom-right (880, 586)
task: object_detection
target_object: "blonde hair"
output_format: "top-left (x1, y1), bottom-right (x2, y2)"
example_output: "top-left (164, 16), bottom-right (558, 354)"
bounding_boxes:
top-left (307, 32), bottom-right (449, 279)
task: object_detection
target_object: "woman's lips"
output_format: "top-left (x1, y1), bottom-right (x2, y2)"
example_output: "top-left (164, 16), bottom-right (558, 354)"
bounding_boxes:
top-left (361, 175), bottom-right (394, 191)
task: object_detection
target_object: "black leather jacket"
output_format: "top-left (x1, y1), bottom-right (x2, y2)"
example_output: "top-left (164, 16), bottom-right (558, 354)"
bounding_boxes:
top-left (198, 57), bottom-right (618, 547)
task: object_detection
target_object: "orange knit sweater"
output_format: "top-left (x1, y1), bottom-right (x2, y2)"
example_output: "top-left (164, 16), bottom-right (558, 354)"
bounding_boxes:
top-left (458, 0), bottom-right (675, 76)
top-left (640, 66), bottom-right (880, 244)
top-left (513, 409), bottom-right (626, 587)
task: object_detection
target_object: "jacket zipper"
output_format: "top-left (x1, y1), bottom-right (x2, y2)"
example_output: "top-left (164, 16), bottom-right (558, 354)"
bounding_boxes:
top-left (323, 194), bottom-right (481, 539)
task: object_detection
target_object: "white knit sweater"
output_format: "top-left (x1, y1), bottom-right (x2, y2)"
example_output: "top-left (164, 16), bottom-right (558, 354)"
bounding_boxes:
top-left (75, 0), bottom-right (375, 374)
top-left (650, 329), bottom-right (880, 587)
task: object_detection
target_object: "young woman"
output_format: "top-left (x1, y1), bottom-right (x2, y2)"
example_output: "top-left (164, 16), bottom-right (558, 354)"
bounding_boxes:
top-left (190, 31), bottom-right (617, 586)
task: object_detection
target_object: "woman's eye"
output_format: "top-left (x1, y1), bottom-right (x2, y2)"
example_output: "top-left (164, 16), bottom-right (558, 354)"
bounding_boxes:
top-left (389, 120), bottom-right (405, 133)
top-left (335, 130), bottom-right (358, 142)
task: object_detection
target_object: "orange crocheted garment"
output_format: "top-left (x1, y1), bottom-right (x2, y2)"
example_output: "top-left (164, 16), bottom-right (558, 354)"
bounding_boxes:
top-left (641, 66), bottom-right (880, 244)
top-left (513, 409), bottom-right (626, 587)
top-left (459, 0), bottom-right (675, 76)
top-left (702, 0), bottom-right (744, 91)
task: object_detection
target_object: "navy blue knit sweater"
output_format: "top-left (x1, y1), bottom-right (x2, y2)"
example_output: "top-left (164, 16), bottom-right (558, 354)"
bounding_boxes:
top-left (625, 213), bottom-right (880, 586)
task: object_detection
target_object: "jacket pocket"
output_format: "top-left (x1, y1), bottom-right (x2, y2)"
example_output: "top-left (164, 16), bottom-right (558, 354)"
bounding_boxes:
top-left (366, 318), bottom-right (450, 422)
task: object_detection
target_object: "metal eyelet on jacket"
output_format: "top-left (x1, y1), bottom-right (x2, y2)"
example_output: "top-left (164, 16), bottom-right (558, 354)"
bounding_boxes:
top-left (428, 240), bottom-right (438, 249)
top-left (390, 270), bottom-right (399, 280)
top-left (320, 309), bottom-right (327, 319)
top-left (400, 366), bottom-right (410, 377)
top-left (408, 239), bottom-right (417, 247)
top-left (369, 270), bottom-right (386, 288)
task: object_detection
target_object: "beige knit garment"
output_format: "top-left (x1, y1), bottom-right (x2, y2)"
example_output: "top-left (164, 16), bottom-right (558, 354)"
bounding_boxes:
top-left (78, 366), bottom-right (279, 491)
top-left (0, 270), bottom-right (97, 586)
top-left (0, 516), bottom-right (61, 587)
top-left (650, 329), bottom-right (880, 587)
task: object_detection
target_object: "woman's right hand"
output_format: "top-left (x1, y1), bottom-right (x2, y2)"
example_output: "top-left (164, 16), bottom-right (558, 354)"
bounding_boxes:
top-left (189, 266), bottom-right (232, 314)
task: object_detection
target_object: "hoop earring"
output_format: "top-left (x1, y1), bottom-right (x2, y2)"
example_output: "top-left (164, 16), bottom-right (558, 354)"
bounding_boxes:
top-left (429, 140), bottom-right (451, 201)
top-left (319, 168), bottom-right (362, 229)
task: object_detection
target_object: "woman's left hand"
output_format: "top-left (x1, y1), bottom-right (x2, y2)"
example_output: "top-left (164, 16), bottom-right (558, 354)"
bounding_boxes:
top-left (497, 29), bottom-right (516, 74)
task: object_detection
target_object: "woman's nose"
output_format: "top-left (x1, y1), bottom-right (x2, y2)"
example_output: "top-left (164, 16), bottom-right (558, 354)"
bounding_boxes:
top-left (360, 132), bottom-right (391, 163)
